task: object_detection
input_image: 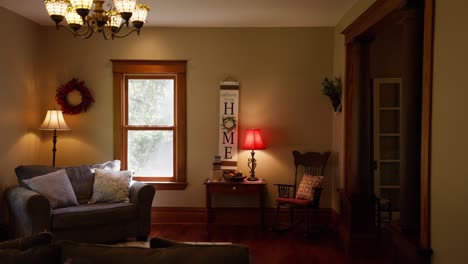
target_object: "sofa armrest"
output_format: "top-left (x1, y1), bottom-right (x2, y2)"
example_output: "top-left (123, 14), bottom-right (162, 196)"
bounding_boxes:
top-left (129, 182), bottom-right (155, 237)
top-left (6, 186), bottom-right (51, 238)
top-left (129, 182), bottom-right (155, 206)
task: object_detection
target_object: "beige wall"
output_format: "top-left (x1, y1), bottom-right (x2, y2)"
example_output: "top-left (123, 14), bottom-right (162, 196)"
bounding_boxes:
top-left (0, 7), bottom-right (42, 222)
top-left (35, 27), bottom-right (334, 208)
top-left (431, 0), bottom-right (468, 263)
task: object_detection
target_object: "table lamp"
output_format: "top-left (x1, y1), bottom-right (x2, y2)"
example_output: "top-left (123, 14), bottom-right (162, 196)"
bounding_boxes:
top-left (242, 128), bottom-right (265, 181)
top-left (39, 110), bottom-right (70, 167)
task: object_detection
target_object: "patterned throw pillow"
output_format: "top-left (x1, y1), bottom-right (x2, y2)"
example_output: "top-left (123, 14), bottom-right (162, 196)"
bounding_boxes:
top-left (295, 174), bottom-right (324, 200)
top-left (88, 169), bottom-right (132, 204)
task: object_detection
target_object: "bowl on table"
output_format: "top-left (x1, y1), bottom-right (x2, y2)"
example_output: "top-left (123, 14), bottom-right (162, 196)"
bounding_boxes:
top-left (223, 172), bottom-right (246, 182)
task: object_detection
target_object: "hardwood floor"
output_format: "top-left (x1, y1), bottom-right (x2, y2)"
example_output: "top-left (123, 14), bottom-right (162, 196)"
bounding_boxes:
top-left (149, 224), bottom-right (391, 264)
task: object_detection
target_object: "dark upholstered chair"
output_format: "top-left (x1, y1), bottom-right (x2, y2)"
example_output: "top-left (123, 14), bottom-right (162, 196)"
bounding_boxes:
top-left (0, 232), bottom-right (250, 264)
top-left (273, 151), bottom-right (330, 234)
top-left (5, 162), bottom-right (155, 243)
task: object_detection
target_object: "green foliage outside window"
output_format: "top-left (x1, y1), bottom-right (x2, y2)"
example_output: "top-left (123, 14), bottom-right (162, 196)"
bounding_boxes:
top-left (127, 79), bottom-right (174, 175)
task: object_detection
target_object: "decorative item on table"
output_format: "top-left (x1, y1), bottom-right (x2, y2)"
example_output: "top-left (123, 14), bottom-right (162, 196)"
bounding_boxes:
top-left (211, 155), bottom-right (222, 182)
top-left (39, 110), bottom-right (71, 167)
top-left (321, 76), bottom-right (342, 112)
top-left (242, 128), bottom-right (266, 181)
top-left (223, 170), bottom-right (246, 182)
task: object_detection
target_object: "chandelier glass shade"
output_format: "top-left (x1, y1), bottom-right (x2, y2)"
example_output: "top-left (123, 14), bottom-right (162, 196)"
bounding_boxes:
top-left (70, 0), bottom-right (93, 10)
top-left (44, 0), bottom-right (150, 40)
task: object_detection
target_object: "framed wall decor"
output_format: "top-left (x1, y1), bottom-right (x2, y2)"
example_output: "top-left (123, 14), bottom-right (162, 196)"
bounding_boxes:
top-left (219, 80), bottom-right (239, 171)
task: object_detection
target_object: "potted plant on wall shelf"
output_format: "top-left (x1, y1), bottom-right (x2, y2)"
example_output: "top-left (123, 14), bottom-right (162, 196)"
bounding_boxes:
top-left (321, 76), bottom-right (342, 112)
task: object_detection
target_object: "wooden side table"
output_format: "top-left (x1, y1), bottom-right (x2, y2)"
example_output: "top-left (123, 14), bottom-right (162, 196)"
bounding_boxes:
top-left (203, 178), bottom-right (267, 234)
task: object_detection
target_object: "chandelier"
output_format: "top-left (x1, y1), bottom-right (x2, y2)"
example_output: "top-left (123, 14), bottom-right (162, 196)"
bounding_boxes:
top-left (44, 0), bottom-right (150, 40)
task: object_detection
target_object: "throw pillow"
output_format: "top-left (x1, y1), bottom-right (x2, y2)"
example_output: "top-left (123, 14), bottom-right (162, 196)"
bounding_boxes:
top-left (88, 169), bottom-right (132, 204)
top-left (23, 169), bottom-right (79, 209)
top-left (295, 174), bottom-right (324, 200)
top-left (89, 160), bottom-right (121, 173)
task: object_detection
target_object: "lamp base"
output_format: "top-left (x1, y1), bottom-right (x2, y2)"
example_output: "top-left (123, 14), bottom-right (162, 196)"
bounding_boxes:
top-left (247, 176), bottom-right (258, 181)
top-left (247, 150), bottom-right (259, 181)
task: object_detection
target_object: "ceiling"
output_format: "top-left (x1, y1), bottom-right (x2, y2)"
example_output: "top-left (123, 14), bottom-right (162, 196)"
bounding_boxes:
top-left (0, 0), bottom-right (357, 27)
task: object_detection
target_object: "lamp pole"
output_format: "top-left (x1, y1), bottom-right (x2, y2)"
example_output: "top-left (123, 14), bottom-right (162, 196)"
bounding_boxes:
top-left (52, 129), bottom-right (57, 167)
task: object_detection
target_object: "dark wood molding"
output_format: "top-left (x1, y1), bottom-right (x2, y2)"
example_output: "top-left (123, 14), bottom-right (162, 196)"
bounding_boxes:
top-left (151, 207), bottom-right (338, 230)
top-left (420, 0), bottom-right (434, 251)
top-left (342, 0), bottom-right (408, 43)
top-left (342, 0), bottom-right (433, 255)
top-left (111, 60), bottom-right (187, 73)
top-left (111, 60), bottom-right (187, 190)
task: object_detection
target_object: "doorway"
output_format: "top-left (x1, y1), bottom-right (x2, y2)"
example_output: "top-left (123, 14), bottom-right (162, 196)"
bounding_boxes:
top-left (340, 0), bottom-right (434, 259)
top-left (373, 78), bottom-right (402, 223)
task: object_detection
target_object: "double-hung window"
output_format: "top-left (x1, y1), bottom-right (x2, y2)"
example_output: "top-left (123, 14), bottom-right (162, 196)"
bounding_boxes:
top-left (112, 60), bottom-right (187, 190)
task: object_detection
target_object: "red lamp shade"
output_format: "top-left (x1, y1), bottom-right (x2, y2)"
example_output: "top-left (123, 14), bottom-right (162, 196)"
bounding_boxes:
top-left (242, 129), bottom-right (265, 150)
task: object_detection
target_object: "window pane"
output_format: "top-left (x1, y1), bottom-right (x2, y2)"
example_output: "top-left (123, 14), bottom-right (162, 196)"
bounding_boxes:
top-left (380, 188), bottom-right (400, 211)
top-left (380, 110), bottom-right (400, 133)
top-left (380, 162), bottom-right (400, 185)
top-left (380, 136), bottom-right (400, 160)
top-left (128, 79), bottom-right (174, 126)
top-left (379, 83), bottom-right (400, 107)
top-left (127, 130), bottom-right (173, 177)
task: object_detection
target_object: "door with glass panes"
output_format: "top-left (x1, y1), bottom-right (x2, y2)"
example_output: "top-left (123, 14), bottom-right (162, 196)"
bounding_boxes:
top-left (373, 78), bottom-right (401, 221)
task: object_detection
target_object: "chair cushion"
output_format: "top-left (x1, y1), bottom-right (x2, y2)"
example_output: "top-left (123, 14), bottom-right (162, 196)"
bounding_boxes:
top-left (89, 169), bottom-right (132, 204)
top-left (295, 174), bottom-right (324, 200)
top-left (276, 197), bottom-right (313, 206)
top-left (23, 169), bottom-right (79, 209)
top-left (63, 165), bottom-right (95, 203)
top-left (51, 203), bottom-right (137, 229)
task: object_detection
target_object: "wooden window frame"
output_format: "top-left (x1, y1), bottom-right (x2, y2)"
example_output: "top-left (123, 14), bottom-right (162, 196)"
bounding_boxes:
top-left (112, 60), bottom-right (187, 190)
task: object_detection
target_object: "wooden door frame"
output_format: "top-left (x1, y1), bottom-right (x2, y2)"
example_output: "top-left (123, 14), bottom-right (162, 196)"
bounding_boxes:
top-left (342, 0), bottom-right (434, 251)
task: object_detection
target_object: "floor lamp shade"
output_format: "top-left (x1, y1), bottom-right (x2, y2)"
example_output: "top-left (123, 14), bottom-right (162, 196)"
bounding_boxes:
top-left (40, 110), bottom-right (70, 167)
top-left (39, 110), bottom-right (71, 131)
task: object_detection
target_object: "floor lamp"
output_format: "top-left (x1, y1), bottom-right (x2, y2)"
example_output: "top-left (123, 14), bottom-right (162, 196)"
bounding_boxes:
top-left (39, 110), bottom-right (70, 167)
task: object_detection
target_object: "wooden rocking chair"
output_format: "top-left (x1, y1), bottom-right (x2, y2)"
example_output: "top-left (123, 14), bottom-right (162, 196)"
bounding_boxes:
top-left (273, 150), bottom-right (330, 234)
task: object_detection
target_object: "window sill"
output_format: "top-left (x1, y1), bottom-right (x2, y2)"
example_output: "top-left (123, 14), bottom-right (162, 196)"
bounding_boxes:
top-left (137, 181), bottom-right (188, 190)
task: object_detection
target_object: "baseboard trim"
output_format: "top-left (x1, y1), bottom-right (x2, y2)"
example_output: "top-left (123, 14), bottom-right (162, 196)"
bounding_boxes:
top-left (151, 207), bottom-right (338, 231)
top-left (151, 207), bottom-right (206, 224)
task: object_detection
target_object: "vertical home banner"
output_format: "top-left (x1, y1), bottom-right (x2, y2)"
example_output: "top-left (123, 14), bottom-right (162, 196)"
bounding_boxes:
top-left (219, 81), bottom-right (239, 170)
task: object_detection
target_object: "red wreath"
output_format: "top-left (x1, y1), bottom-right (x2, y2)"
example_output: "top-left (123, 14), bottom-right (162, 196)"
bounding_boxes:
top-left (55, 78), bottom-right (95, 115)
